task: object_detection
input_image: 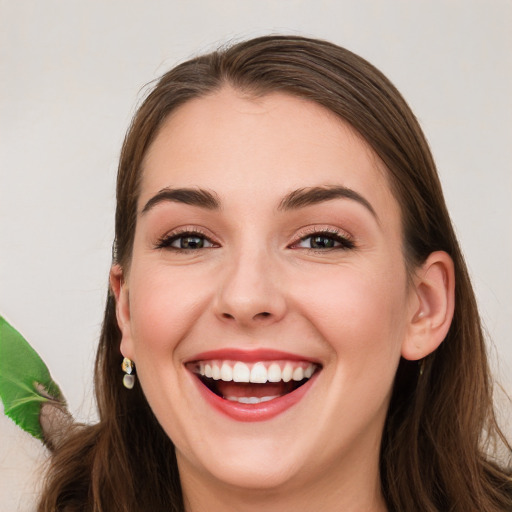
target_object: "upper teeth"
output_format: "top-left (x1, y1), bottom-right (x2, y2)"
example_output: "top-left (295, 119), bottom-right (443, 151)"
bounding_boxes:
top-left (194, 360), bottom-right (317, 384)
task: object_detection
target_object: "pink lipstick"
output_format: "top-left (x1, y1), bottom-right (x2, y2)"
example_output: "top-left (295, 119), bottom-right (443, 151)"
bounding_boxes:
top-left (185, 349), bottom-right (321, 422)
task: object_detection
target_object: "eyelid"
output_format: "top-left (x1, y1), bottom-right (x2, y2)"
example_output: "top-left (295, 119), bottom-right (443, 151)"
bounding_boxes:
top-left (154, 225), bottom-right (220, 250)
top-left (294, 225), bottom-right (353, 241)
top-left (289, 225), bottom-right (355, 250)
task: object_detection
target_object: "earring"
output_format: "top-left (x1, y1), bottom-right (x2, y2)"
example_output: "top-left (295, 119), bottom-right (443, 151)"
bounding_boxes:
top-left (122, 357), bottom-right (136, 389)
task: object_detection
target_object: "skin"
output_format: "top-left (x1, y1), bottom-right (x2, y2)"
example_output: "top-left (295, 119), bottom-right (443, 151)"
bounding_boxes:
top-left (112, 88), bottom-right (455, 512)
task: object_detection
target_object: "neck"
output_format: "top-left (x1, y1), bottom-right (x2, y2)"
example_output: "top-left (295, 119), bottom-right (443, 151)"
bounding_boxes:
top-left (178, 445), bottom-right (388, 512)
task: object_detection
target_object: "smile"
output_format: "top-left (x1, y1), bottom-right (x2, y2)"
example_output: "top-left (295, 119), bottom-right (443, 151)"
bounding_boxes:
top-left (185, 351), bottom-right (321, 421)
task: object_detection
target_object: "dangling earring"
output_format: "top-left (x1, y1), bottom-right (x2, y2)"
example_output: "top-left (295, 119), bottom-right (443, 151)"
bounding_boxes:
top-left (122, 357), bottom-right (136, 389)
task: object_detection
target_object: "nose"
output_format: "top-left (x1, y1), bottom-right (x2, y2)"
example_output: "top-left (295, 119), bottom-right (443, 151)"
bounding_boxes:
top-left (213, 248), bottom-right (287, 327)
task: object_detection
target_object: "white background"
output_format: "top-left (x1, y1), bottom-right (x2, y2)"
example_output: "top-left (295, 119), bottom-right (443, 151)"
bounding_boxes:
top-left (1, 1), bottom-right (511, 432)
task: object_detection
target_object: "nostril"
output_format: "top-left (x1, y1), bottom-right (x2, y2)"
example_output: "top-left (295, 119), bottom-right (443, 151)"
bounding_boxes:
top-left (221, 311), bottom-right (271, 320)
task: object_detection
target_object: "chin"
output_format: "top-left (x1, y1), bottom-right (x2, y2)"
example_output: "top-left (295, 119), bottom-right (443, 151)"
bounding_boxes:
top-left (177, 443), bottom-right (308, 492)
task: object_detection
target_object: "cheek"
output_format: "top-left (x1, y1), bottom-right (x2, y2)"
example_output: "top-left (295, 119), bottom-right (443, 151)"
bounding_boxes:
top-left (123, 263), bottom-right (215, 443)
top-left (127, 261), bottom-right (214, 357)
top-left (296, 262), bottom-right (408, 366)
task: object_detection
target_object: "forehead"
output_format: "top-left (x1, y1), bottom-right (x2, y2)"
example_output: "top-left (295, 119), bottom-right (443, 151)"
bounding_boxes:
top-left (140, 88), bottom-right (398, 218)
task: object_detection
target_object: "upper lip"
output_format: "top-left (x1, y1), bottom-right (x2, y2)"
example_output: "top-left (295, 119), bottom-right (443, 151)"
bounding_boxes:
top-left (184, 348), bottom-right (321, 365)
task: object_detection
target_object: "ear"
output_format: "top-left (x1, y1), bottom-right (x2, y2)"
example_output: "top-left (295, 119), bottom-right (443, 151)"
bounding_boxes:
top-left (401, 251), bottom-right (455, 361)
top-left (110, 264), bottom-right (135, 360)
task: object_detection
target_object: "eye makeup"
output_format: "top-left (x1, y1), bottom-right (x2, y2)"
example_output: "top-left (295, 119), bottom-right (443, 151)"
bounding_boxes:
top-left (155, 226), bottom-right (219, 251)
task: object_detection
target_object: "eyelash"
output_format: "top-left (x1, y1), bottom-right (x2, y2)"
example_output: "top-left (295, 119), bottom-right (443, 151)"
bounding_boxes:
top-left (290, 228), bottom-right (355, 252)
top-left (155, 229), bottom-right (217, 251)
top-left (155, 227), bottom-right (355, 252)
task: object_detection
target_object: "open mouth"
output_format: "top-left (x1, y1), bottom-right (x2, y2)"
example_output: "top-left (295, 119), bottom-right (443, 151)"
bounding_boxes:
top-left (186, 360), bottom-right (319, 405)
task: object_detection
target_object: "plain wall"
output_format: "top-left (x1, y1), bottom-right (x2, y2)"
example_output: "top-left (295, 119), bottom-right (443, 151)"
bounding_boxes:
top-left (1, 1), bottom-right (510, 435)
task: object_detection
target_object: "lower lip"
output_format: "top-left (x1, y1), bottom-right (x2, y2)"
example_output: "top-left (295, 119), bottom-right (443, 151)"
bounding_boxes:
top-left (189, 372), bottom-right (319, 422)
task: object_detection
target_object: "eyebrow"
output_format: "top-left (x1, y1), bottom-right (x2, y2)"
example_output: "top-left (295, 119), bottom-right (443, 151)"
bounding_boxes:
top-left (141, 184), bottom-right (377, 219)
top-left (278, 186), bottom-right (377, 219)
top-left (141, 187), bottom-right (220, 214)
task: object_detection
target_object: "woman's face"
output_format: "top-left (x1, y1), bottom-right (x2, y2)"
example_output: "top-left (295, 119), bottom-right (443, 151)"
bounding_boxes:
top-left (114, 88), bottom-right (419, 497)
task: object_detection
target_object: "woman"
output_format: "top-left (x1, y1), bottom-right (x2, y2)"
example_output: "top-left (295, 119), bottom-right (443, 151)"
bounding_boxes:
top-left (38, 35), bottom-right (511, 511)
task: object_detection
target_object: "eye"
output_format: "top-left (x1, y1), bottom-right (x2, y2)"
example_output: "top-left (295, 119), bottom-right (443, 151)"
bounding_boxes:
top-left (292, 230), bottom-right (355, 251)
top-left (156, 231), bottom-right (216, 250)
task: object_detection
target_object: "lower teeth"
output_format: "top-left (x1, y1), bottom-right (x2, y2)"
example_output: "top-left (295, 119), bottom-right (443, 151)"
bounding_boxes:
top-left (198, 374), bottom-right (311, 403)
top-left (225, 395), bottom-right (280, 404)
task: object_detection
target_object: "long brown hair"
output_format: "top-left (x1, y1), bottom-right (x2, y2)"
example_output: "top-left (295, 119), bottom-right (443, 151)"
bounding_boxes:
top-left (39, 35), bottom-right (511, 511)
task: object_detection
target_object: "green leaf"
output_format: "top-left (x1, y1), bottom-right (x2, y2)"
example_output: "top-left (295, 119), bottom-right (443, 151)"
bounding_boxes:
top-left (0, 315), bottom-right (65, 440)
